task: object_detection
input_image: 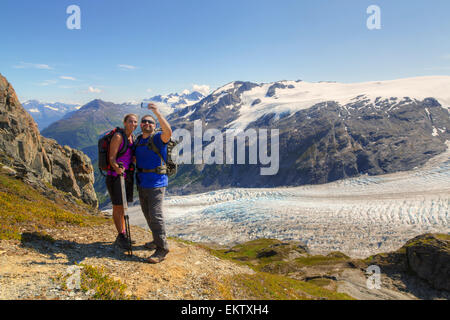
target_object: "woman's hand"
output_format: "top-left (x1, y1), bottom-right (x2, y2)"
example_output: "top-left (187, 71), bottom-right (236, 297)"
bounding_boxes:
top-left (114, 166), bottom-right (125, 176)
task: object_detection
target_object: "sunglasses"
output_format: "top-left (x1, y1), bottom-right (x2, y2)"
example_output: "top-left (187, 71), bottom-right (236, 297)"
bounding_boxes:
top-left (141, 120), bottom-right (155, 124)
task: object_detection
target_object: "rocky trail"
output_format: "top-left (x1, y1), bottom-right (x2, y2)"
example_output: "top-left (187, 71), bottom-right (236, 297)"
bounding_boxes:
top-left (0, 223), bottom-right (254, 300)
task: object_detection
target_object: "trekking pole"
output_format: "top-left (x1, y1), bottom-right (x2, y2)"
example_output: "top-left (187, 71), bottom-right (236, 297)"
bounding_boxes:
top-left (118, 163), bottom-right (133, 257)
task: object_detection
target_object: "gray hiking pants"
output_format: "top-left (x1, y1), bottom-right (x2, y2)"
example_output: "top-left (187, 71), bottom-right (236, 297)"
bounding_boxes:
top-left (138, 187), bottom-right (169, 251)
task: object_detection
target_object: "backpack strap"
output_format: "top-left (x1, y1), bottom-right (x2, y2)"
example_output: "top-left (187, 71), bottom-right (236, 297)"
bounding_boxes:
top-left (115, 127), bottom-right (129, 158)
top-left (148, 133), bottom-right (166, 167)
top-left (134, 134), bottom-right (145, 147)
top-left (135, 131), bottom-right (167, 174)
top-left (137, 167), bottom-right (167, 174)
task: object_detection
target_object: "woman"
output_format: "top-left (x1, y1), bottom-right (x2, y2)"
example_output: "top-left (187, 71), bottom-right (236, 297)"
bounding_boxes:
top-left (106, 113), bottom-right (138, 249)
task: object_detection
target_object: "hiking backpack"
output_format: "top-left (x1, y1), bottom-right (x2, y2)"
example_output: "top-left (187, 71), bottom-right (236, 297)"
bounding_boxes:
top-left (135, 129), bottom-right (178, 177)
top-left (98, 127), bottom-right (133, 175)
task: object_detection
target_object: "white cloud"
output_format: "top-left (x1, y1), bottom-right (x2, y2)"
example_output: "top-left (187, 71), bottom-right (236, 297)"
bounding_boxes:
top-left (13, 62), bottom-right (53, 70)
top-left (60, 76), bottom-right (77, 81)
top-left (88, 86), bottom-right (102, 93)
top-left (36, 79), bottom-right (58, 86)
top-left (192, 84), bottom-right (211, 95)
top-left (35, 64), bottom-right (52, 70)
top-left (182, 89), bottom-right (190, 95)
top-left (442, 54), bottom-right (450, 60)
top-left (146, 88), bottom-right (152, 93)
top-left (118, 64), bottom-right (138, 70)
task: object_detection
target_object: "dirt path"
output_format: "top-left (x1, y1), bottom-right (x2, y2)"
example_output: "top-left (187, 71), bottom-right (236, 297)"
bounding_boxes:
top-left (0, 223), bottom-right (254, 300)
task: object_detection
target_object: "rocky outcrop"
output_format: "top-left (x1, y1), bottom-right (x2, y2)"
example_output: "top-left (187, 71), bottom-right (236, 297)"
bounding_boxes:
top-left (405, 234), bottom-right (450, 291)
top-left (360, 233), bottom-right (450, 298)
top-left (0, 73), bottom-right (97, 207)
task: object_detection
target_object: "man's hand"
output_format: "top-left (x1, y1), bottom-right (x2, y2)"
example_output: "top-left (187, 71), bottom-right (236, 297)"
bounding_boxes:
top-left (146, 102), bottom-right (172, 143)
top-left (147, 102), bottom-right (160, 114)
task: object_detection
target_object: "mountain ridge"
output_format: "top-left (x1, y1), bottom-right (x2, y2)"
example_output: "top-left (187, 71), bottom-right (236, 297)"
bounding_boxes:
top-left (166, 76), bottom-right (450, 195)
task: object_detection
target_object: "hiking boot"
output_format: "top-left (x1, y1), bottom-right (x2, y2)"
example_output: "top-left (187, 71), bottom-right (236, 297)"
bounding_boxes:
top-left (147, 248), bottom-right (169, 264)
top-left (115, 233), bottom-right (131, 250)
top-left (144, 241), bottom-right (157, 250)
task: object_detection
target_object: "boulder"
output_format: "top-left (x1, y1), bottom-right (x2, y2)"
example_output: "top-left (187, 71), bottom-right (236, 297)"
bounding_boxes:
top-left (0, 73), bottom-right (98, 207)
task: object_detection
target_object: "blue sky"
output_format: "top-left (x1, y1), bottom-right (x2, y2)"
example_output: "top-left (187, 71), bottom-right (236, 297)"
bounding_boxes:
top-left (1, 0), bottom-right (449, 104)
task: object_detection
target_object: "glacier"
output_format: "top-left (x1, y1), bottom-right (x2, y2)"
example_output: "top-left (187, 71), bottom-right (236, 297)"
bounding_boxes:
top-left (115, 145), bottom-right (450, 258)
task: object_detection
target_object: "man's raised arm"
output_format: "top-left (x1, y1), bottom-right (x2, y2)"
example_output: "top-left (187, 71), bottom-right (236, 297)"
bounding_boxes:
top-left (148, 103), bottom-right (172, 143)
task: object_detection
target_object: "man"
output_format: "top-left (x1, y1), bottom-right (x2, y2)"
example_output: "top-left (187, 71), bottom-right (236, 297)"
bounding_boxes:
top-left (135, 103), bottom-right (172, 263)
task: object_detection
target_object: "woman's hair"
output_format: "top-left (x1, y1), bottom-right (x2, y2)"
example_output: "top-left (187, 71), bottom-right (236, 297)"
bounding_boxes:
top-left (123, 113), bottom-right (138, 123)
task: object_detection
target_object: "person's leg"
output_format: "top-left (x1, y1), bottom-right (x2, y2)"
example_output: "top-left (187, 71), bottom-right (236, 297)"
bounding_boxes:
top-left (138, 186), bottom-right (151, 227)
top-left (107, 175), bottom-right (125, 234)
top-left (148, 187), bottom-right (168, 251)
top-left (112, 205), bottom-right (125, 234)
top-left (140, 187), bottom-right (168, 251)
top-left (106, 174), bottom-right (130, 250)
top-left (138, 187), bottom-right (155, 248)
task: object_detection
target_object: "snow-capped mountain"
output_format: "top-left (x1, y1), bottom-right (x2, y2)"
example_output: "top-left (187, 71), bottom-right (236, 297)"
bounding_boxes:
top-left (141, 91), bottom-right (205, 112)
top-left (22, 100), bottom-right (81, 130)
top-left (167, 76), bottom-right (450, 195)
top-left (118, 91), bottom-right (205, 119)
top-left (24, 90), bottom-right (204, 131)
top-left (174, 76), bottom-right (450, 131)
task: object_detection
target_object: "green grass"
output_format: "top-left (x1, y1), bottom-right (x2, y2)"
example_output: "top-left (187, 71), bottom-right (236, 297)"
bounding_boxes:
top-left (55, 264), bottom-right (135, 300)
top-left (79, 264), bottom-right (134, 300)
top-left (307, 278), bottom-right (332, 287)
top-left (167, 236), bottom-right (199, 246)
top-left (404, 233), bottom-right (450, 248)
top-left (204, 238), bottom-right (350, 272)
top-left (0, 170), bottom-right (106, 240)
top-left (294, 253), bottom-right (349, 267)
top-left (219, 272), bottom-right (353, 300)
top-left (435, 234), bottom-right (450, 241)
top-left (199, 237), bottom-right (355, 300)
top-left (211, 239), bottom-right (301, 259)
